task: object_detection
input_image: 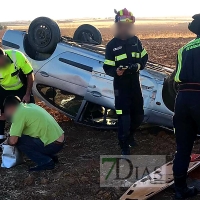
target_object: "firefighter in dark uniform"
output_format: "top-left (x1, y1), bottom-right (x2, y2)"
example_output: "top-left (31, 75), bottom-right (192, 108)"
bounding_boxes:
top-left (103, 8), bottom-right (148, 155)
top-left (0, 48), bottom-right (34, 143)
top-left (173, 14), bottom-right (200, 199)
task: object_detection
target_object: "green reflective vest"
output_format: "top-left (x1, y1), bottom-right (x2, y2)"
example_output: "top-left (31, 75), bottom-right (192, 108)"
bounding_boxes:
top-left (0, 50), bottom-right (33, 90)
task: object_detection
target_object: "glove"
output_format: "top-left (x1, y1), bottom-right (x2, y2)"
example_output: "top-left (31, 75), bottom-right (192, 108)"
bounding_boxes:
top-left (127, 63), bottom-right (141, 72)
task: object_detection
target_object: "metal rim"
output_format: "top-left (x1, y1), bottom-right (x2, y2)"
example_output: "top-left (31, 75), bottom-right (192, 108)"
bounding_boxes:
top-left (33, 23), bottom-right (52, 48)
top-left (78, 30), bottom-right (94, 41)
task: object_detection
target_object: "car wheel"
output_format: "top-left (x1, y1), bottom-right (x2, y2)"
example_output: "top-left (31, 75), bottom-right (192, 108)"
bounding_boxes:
top-left (73, 24), bottom-right (102, 44)
top-left (162, 70), bottom-right (178, 112)
top-left (28, 17), bottom-right (61, 53)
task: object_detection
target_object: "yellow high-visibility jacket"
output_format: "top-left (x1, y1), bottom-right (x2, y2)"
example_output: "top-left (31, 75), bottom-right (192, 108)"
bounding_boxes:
top-left (0, 50), bottom-right (33, 90)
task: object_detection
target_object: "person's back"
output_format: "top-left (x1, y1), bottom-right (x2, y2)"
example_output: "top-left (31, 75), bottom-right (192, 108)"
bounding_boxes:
top-left (173, 14), bottom-right (200, 199)
top-left (175, 37), bottom-right (200, 83)
top-left (4, 96), bottom-right (65, 171)
top-left (10, 103), bottom-right (64, 146)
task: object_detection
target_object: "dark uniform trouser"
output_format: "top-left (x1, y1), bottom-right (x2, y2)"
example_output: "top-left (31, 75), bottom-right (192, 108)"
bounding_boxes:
top-left (114, 82), bottom-right (144, 146)
top-left (173, 91), bottom-right (200, 177)
top-left (0, 86), bottom-right (34, 138)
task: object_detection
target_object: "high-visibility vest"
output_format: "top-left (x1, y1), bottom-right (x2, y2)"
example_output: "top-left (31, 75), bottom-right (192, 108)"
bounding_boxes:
top-left (0, 50), bottom-right (33, 90)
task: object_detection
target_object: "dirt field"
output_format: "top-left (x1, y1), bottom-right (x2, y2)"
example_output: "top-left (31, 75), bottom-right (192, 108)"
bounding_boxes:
top-left (0, 21), bottom-right (200, 200)
top-left (0, 20), bottom-right (195, 67)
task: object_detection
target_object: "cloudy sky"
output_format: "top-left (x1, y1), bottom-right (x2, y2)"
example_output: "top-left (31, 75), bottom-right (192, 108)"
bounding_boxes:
top-left (1, 0), bottom-right (199, 21)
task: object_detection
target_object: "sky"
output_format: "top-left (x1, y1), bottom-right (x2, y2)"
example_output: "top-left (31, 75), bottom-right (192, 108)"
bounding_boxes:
top-left (1, 0), bottom-right (200, 22)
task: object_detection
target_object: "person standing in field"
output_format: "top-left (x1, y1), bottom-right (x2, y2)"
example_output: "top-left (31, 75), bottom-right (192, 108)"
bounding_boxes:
top-left (0, 48), bottom-right (34, 143)
top-left (172, 14), bottom-right (200, 199)
top-left (103, 8), bottom-right (148, 155)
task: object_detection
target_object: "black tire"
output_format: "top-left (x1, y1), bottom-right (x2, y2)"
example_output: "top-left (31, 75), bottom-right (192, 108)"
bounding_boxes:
top-left (73, 24), bottom-right (102, 44)
top-left (162, 70), bottom-right (178, 112)
top-left (28, 17), bottom-right (61, 53)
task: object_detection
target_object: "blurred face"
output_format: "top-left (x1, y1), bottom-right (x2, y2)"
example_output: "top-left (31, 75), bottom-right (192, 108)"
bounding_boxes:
top-left (0, 55), bottom-right (11, 68)
top-left (115, 22), bottom-right (134, 39)
top-left (4, 106), bottom-right (17, 122)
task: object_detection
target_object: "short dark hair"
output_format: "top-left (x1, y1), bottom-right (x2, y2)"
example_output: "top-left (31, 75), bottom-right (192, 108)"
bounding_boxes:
top-left (3, 96), bottom-right (21, 108)
top-left (0, 47), bottom-right (5, 55)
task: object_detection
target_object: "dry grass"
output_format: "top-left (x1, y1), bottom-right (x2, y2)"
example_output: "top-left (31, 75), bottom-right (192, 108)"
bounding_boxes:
top-left (60, 21), bottom-right (195, 41)
top-left (3, 20), bottom-right (195, 40)
top-left (0, 30), bottom-right (5, 42)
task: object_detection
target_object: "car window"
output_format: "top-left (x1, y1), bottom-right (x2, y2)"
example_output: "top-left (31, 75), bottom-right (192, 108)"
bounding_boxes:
top-left (37, 84), bottom-right (84, 118)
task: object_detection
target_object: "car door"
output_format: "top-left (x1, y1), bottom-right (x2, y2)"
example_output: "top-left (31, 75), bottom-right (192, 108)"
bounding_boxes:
top-left (35, 51), bottom-right (94, 97)
top-left (34, 51), bottom-right (94, 119)
top-left (85, 66), bottom-right (157, 116)
top-left (84, 56), bottom-right (115, 110)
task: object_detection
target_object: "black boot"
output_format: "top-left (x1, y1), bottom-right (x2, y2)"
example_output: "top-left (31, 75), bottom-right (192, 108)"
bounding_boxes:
top-left (174, 175), bottom-right (198, 199)
top-left (50, 155), bottom-right (59, 164)
top-left (29, 160), bottom-right (55, 172)
top-left (119, 140), bottom-right (130, 155)
top-left (129, 114), bottom-right (143, 148)
top-left (128, 133), bottom-right (138, 148)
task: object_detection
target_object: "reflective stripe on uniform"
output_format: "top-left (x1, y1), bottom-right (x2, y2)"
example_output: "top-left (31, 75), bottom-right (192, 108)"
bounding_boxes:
top-left (11, 50), bottom-right (17, 65)
top-left (132, 52), bottom-right (140, 58)
top-left (104, 59), bottom-right (116, 66)
top-left (10, 50), bottom-right (22, 88)
top-left (184, 38), bottom-right (200, 51)
top-left (115, 54), bottom-right (127, 61)
top-left (119, 18), bottom-right (133, 23)
top-left (116, 110), bottom-right (122, 115)
top-left (174, 48), bottom-right (183, 82)
top-left (141, 49), bottom-right (147, 58)
top-left (1, 80), bottom-right (22, 89)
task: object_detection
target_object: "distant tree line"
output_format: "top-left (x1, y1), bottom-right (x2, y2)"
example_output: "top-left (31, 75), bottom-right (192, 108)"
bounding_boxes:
top-left (0, 24), bottom-right (7, 30)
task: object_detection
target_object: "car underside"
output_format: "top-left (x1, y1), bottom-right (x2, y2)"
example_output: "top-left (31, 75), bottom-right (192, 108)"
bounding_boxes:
top-left (2, 17), bottom-right (178, 129)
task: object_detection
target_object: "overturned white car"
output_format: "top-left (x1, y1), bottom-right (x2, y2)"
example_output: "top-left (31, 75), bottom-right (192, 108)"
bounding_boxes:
top-left (2, 17), bottom-right (177, 129)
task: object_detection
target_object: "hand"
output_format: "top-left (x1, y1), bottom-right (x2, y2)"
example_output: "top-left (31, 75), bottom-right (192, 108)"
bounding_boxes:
top-left (116, 68), bottom-right (125, 76)
top-left (22, 94), bottom-right (30, 103)
top-left (128, 63), bottom-right (141, 72)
